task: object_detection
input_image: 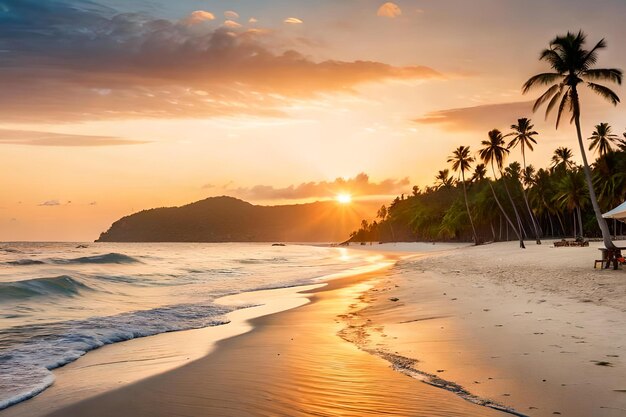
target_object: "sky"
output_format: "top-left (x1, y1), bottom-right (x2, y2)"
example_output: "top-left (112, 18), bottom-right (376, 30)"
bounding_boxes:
top-left (1, 0), bottom-right (626, 241)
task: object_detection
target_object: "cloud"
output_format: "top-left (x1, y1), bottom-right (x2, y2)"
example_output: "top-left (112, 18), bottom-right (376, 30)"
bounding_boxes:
top-left (284, 17), bottom-right (303, 24)
top-left (249, 17), bottom-right (258, 23)
top-left (377, 2), bottom-right (402, 18)
top-left (39, 200), bottom-right (61, 207)
top-left (183, 10), bottom-right (215, 25)
top-left (0, 129), bottom-right (147, 146)
top-left (414, 101), bottom-right (535, 132)
top-left (0, 0), bottom-right (441, 123)
top-left (232, 173), bottom-right (411, 200)
top-left (223, 19), bottom-right (242, 28)
top-left (224, 11), bottom-right (239, 19)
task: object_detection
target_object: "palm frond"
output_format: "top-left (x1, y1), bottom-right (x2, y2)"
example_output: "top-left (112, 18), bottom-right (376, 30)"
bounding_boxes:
top-left (555, 91), bottom-right (571, 129)
top-left (532, 83), bottom-right (561, 111)
top-left (538, 49), bottom-right (565, 72)
top-left (544, 86), bottom-right (564, 119)
top-left (587, 82), bottom-right (620, 105)
top-left (522, 73), bottom-right (562, 93)
top-left (582, 38), bottom-right (606, 70)
top-left (584, 68), bottom-right (622, 84)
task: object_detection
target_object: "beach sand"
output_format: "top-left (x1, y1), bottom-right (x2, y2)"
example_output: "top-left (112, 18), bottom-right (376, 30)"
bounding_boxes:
top-left (4, 241), bottom-right (625, 417)
top-left (345, 241), bottom-right (626, 416)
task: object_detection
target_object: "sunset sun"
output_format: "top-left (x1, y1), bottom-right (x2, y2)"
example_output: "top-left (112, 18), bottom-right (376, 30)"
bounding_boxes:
top-left (336, 193), bottom-right (352, 204)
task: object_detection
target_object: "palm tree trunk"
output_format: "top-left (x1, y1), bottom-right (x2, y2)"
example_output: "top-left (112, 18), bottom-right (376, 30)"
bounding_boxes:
top-left (548, 212), bottom-right (554, 237)
top-left (521, 151), bottom-right (542, 244)
top-left (460, 172), bottom-right (479, 244)
top-left (556, 211), bottom-right (566, 237)
top-left (495, 165), bottom-right (526, 248)
top-left (521, 185), bottom-right (542, 243)
top-left (571, 87), bottom-right (616, 249)
top-left (488, 164), bottom-right (524, 248)
top-left (577, 206), bottom-right (584, 238)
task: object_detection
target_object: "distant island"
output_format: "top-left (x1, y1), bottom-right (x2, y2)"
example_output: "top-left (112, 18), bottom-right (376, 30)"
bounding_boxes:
top-left (96, 196), bottom-right (365, 243)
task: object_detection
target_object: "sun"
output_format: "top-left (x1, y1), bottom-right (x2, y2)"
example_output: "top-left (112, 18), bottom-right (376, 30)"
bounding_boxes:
top-left (336, 193), bottom-right (352, 204)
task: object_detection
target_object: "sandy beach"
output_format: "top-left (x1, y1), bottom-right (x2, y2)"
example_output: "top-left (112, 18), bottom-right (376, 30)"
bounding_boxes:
top-left (344, 241), bottom-right (626, 416)
top-left (3, 241), bottom-right (625, 417)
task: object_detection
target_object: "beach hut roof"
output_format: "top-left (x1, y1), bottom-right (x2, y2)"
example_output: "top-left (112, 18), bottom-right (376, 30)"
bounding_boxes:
top-left (603, 201), bottom-right (626, 220)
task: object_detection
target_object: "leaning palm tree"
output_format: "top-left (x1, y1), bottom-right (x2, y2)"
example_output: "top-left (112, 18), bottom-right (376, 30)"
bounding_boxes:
top-left (588, 122), bottom-right (618, 156)
top-left (506, 118), bottom-right (542, 244)
top-left (550, 147), bottom-right (575, 171)
top-left (448, 146), bottom-right (479, 244)
top-left (479, 129), bottom-right (525, 248)
top-left (522, 30), bottom-right (622, 249)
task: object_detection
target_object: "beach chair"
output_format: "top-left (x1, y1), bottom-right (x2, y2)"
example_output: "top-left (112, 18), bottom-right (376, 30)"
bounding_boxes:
top-left (595, 247), bottom-right (626, 270)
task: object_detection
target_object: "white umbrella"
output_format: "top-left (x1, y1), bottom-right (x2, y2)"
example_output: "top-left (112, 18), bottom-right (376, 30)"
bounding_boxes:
top-left (603, 201), bottom-right (626, 221)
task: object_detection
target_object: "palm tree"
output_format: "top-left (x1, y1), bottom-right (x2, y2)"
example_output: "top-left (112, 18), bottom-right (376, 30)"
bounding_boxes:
top-left (472, 163), bottom-right (487, 182)
top-left (434, 169), bottom-right (454, 190)
top-left (523, 30), bottom-right (622, 249)
top-left (479, 129), bottom-right (525, 248)
top-left (448, 146), bottom-right (479, 244)
top-left (556, 169), bottom-right (589, 238)
top-left (506, 118), bottom-right (542, 244)
top-left (550, 147), bottom-right (575, 171)
top-left (588, 122), bottom-right (618, 156)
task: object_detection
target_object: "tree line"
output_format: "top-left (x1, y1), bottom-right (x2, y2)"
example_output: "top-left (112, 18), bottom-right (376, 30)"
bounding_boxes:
top-left (350, 31), bottom-right (625, 248)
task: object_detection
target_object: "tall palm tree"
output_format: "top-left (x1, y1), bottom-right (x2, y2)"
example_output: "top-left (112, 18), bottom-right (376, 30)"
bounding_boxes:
top-left (479, 129), bottom-right (525, 248)
top-left (522, 30), bottom-right (622, 249)
top-left (506, 118), bottom-right (542, 244)
top-left (448, 146), bottom-right (479, 244)
top-left (588, 122), bottom-right (618, 156)
top-left (550, 147), bottom-right (575, 171)
top-left (434, 169), bottom-right (454, 190)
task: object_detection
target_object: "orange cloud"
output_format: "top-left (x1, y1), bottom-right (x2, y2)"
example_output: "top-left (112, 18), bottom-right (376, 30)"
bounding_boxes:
top-left (224, 11), bottom-right (239, 19)
top-left (377, 2), bottom-right (402, 18)
top-left (183, 10), bottom-right (215, 25)
top-left (0, 129), bottom-right (146, 146)
top-left (284, 17), bottom-right (303, 24)
top-left (0, 9), bottom-right (441, 122)
top-left (231, 173), bottom-right (411, 200)
top-left (414, 101), bottom-right (535, 132)
top-left (223, 19), bottom-right (242, 28)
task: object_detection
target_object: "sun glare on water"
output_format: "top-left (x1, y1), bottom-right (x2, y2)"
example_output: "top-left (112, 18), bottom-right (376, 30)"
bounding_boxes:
top-left (336, 193), bottom-right (352, 204)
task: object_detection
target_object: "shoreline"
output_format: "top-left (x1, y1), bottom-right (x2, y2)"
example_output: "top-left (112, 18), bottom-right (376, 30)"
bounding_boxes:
top-left (2, 246), bottom-right (506, 417)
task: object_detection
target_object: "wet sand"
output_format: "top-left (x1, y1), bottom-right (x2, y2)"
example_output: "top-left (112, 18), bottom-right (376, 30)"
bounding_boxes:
top-left (16, 264), bottom-right (504, 417)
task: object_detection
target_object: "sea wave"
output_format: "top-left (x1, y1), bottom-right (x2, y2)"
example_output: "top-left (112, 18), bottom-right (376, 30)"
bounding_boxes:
top-left (52, 253), bottom-right (140, 265)
top-left (0, 302), bottom-right (240, 410)
top-left (0, 276), bottom-right (91, 301)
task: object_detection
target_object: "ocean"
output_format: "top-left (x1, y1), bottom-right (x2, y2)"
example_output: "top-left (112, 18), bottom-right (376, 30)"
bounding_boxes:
top-left (0, 242), bottom-right (378, 410)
